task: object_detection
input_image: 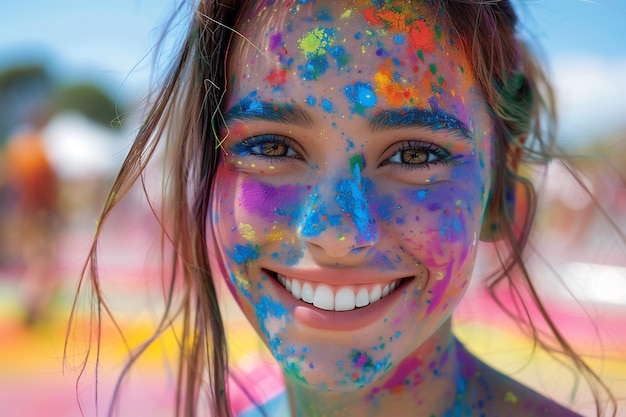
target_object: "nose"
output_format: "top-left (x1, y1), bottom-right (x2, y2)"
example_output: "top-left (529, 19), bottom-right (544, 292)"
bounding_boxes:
top-left (298, 165), bottom-right (380, 260)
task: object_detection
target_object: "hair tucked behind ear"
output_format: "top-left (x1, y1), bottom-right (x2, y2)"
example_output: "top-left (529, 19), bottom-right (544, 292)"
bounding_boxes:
top-left (439, 2), bottom-right (616, 416)
top-left (65, 1), bottom-right (245, 416)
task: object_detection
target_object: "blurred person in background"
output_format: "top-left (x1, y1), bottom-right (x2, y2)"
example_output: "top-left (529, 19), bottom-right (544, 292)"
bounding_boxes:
top-left (1, 106), bottom-right (61, 325)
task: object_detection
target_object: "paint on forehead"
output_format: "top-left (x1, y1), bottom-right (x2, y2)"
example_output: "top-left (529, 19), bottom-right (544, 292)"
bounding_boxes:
top-left (268, 32), bottom-right (293, 67)
top-left (344, 81), bottom-right (378, 115)
top-left (297, 26), bottom-right (352, 80)
top-left (359, 5), bottom-right (441, 52)
top-left (264, 69), bottom-right (288, 88)
top-left (374, 67), bottom-right (423, 107)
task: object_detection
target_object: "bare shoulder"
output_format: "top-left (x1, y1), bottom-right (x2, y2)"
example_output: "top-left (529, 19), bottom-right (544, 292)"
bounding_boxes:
top-left (455, 342), bottom-right (582, 417)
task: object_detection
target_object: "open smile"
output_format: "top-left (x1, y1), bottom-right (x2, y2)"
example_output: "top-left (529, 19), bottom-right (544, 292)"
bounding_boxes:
top-left (264, 269), bottom-right (411, 312)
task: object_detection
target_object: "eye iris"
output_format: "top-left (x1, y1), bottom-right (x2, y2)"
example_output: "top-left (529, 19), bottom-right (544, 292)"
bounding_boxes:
top-left (402, 149), bottom-right (428, 164)
top-left (262, 142), bottom-right (287, 156)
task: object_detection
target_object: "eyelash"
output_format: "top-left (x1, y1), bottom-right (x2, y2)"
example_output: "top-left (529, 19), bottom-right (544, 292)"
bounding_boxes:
top-left (384, 140), bottom-right (451, 171)
top-left (231, 136), bottom-right (451, 170)
top-left (231, 134), bottom-right (302, 162)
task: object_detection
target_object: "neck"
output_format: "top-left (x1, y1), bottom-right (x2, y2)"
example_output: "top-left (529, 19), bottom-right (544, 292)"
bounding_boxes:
top-left (284, 320), bottom-right (463, 417)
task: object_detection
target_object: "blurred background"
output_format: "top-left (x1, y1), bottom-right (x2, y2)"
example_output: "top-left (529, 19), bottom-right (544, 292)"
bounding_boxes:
top-left (0, 1), bottom-right (624, 416)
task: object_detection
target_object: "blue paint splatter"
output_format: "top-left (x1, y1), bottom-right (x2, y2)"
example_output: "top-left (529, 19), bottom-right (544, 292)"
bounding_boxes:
top-left (335, 156), bottom-right (378, 245)
top-left (227, 243), bottom-right (259, 265)
top-left (305, 95), bottom-right (317, 106)
top-left (344, 81), bottom-right (377, 115)
top-left (321, 98), bottom-right (333, 113)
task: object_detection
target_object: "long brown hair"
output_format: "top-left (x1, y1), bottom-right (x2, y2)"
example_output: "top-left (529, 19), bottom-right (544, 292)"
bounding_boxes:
top-left (65, 1), bottom-right (617, 416)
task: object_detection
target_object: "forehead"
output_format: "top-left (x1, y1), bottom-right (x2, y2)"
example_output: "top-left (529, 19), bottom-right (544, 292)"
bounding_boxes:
top-left (228, 0), bottom-right (483, 125)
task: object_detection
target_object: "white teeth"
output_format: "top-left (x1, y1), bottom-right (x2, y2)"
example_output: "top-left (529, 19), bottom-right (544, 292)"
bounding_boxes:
top-left (335, 287), bottom-right (356, 311)
top-left (301, 282), bottom-right (314, 303)
top-left (369, 285), bottom-right (381, 303)
top-left (313, 285), bottom-right (334, 310)
top-left (291, 279), bottom-right (302, 299)
top-left (355, 287), bottom-right (370, 308)
top-left (276, 274), bottom-right (402, 312)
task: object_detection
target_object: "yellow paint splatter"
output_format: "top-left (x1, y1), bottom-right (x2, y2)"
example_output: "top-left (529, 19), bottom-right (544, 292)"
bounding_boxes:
top-left (340, 9), bottom-right (352, 19)
top-left (267, 227), bottom-right (289, 241)
top-left (298, 27), bottom-right (335, 56)
top-left (239, 223), bottom-right (256, 242)
top-left (505, 391), bottom-right (518, 403)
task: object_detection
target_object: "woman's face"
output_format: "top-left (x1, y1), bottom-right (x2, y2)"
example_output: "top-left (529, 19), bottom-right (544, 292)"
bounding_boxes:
top-left (209, 0), bottom-right (493, 391)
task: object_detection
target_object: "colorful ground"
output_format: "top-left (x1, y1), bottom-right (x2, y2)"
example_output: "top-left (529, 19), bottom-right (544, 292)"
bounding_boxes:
top-left (1, 217), bottom-right (624, 416)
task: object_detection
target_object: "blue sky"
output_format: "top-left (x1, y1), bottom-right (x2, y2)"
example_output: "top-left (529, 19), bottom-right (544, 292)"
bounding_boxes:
top-left (2, 0), bottom-right (625, 144)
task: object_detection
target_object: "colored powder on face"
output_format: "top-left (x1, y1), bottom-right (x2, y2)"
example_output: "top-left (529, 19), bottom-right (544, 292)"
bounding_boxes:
top-left (370, 193), bottom-right (394, 222)
top-left (297, 26), bottom-right (351, 79)
top-left (374, 67), bottom-right (421, 107)
top-left (426, 259), bottom-right (454, 314)
top-left (336, 158), bottom-right (368, 236)
top-left (305, 95), bottom-right (316, 106)
top-left (327, 45), bottom-right (352, 70)
top-left (226, 243), bottom-right (259, 265)
top-left (300, 189), bottom-right (343, 238)
top-left (349, 153), bottom-right (365, 172)
top-left (393, 34), bottom-right (404, 44)
top-left (298, 54), bottom-right (329, 80)
top-left (264, 69), bottom-right (287, 87)
top-left (408, 20), bottom-right (436, 52)
top-left (238, 223), bottom-right (257, 242)
top-left (269, 32), bottom-right (283, 52)
top-left (235, 91), bottom-right (263, 117)
top-left (438, 207), bottom-right (466, 243)
top-left (344, 81), bottom-right (378, 115)
top-left (240, 179), bottom-right (303, 225)
top-left (321, 98), bottom-right (333, 113)
top-left (350, 349), bottom-right (374, 371)
top-left (298, 27), bottom-right (336, 57)
top-left (307, 7), bottom-right (334, 22)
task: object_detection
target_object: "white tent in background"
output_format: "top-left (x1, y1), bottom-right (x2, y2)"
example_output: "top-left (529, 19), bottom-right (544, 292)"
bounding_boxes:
top-left (42, 112), bottom-right (130, 181)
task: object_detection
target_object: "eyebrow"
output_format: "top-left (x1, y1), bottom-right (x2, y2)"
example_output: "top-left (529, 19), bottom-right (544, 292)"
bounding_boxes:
top-left (369, 108), bottom-right (472, 140)
top-left (224, 100), bottom-right (314, 128)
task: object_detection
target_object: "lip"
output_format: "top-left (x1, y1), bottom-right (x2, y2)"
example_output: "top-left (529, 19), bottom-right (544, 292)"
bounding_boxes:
top-left (262, 268), bottom-right (417, 331)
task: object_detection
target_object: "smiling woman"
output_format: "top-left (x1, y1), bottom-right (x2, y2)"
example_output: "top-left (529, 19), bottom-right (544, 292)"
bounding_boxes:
top-left (67, 1), bottom-right (617, 417)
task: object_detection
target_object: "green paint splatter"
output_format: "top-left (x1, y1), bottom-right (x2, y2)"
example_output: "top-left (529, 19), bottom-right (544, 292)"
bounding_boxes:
top-left (349, 153), bottom-right (364, 173)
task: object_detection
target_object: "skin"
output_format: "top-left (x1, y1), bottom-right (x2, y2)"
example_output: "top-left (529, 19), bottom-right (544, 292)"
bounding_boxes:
top-left (206, 1), bottom-right (580, 416)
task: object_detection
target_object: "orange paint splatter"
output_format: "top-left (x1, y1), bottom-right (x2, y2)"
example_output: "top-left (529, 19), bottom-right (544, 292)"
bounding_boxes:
top-left (374, 67), bottom-right (422, 106)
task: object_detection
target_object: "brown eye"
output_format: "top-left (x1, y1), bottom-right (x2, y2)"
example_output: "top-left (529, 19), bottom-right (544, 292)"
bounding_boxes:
top-left (401, 149), bottom-right (428, 164)
top-left (235, 134), bottom-right (302, 160)
top-left (384, 140), bottom-right (451, 171)
top-left (261, 142), bottom-right (288, 157)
